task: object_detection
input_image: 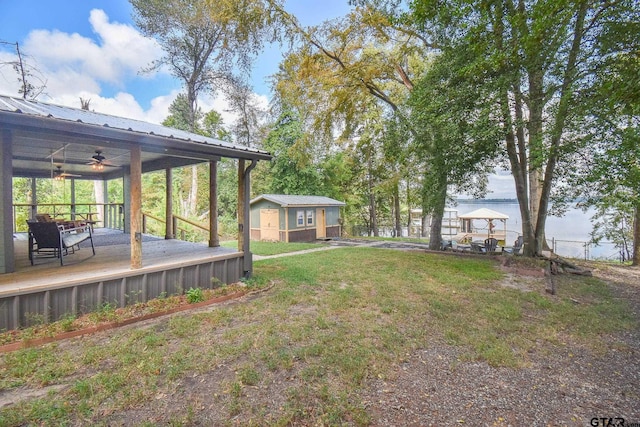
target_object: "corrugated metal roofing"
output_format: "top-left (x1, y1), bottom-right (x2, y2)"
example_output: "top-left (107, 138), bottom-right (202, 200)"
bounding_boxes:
top-left (0, 95), bottom-right (269, 157)
top-left (251, 194), bottom-right (346, 207)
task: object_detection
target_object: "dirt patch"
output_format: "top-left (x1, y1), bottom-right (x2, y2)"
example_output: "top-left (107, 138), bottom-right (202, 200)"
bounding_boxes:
top-left (362, 261), bottom-right (640, 426)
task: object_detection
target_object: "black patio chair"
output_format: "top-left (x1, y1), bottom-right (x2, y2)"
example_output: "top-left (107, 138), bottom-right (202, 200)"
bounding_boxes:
top-left (484, 237), bottom-right (499, 254)
top-left (27, 220), bottom-right (95, 266)
top-left (470, 242), bottom-right (485, 253)
top-left (504, 236), bottom-right (524, 255)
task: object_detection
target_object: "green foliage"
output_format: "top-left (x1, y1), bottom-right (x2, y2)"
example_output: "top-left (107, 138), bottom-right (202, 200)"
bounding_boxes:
top-left (186, 287), bottom-right (205, 304)
top-left (262, 109), bottom-right (324, 195)
top-left (88, 302), bottom-right (118, 323)
top-left (565, 3), bottom-right (640, 263)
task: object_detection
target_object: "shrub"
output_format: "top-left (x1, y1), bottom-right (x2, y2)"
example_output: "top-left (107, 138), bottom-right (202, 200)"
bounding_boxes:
top-left (186, 287), bottom-right (205, 304)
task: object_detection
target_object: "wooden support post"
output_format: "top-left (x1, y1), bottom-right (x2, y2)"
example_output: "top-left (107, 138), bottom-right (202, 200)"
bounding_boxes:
top-left (100, 180), bottom-right (108, 228)
top-left (237, 159), bottom-right (245, 253)
top-left (0, 129), bottom-right (15, 273)
top-left (122, 173), bottom-right (131, 233)
top-left (70, 179), bottom-right (76, 221)
top-left (165, 168), bottom-right (174, 239)
top-left (30, 179), bottom-right (37, 220)
top-left (130, 146), bottom-right (142, 269)
top-left (237, 159), bottom-right (256, 277)
top-left (285, 207), bottom-right (289, 243)
top-left (209, 160), bottom-right (219, 247)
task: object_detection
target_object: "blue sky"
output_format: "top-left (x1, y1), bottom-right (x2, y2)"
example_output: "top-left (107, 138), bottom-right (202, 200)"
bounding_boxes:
top-left (0, 0), bottom-right (353, 125)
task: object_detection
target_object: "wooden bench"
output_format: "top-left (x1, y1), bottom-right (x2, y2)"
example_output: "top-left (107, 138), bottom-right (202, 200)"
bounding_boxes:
top-left (27, 221), bottom-right (95, 266)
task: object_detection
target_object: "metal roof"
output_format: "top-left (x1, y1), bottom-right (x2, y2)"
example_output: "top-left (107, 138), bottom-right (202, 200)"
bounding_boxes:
top-left (0, 95), bottom-right (271, 180)
top-left (250, 194), bottom-right (346, 207)
top-left (0, 95), bottom-right (268, 156)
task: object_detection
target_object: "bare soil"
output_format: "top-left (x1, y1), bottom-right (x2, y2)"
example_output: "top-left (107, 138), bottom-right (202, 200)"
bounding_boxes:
top-left (362, 260), bottom-right (640, 426)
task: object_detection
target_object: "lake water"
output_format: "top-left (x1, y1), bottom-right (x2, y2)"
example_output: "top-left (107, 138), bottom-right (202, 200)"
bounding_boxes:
top-left (451, 200), bottom-right (619, 261)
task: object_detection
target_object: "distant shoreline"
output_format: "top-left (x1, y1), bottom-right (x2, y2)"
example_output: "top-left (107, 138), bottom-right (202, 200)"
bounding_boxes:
top-left (454, 198), bottom-right (586, 205)
top-left (455, 199), bottom-right (517, 204)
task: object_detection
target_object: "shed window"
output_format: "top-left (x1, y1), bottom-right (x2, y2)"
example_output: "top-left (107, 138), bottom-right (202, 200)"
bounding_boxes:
top-left (306, 210), bottom-right (314, 226)
top-left (297, 210), bottom-right (304, 226)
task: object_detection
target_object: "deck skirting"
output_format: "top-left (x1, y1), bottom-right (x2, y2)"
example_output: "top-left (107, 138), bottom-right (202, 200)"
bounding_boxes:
top-left (0, 253), bottom-right (244, 330)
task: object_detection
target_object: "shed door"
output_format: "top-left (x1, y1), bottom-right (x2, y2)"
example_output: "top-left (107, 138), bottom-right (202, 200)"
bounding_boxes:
top-left (260, 209), bottom-right (280, 241)
top-left (316, 208), bottom-right (326, 238)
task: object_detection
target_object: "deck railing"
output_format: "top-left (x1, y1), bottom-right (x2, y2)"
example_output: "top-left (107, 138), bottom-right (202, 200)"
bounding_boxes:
top-left (142, 212), bottom-right (210, 242)
top-left (13, 203), bottom-right (212, 243)
top-left (12, 203), bottom-right (124, 232)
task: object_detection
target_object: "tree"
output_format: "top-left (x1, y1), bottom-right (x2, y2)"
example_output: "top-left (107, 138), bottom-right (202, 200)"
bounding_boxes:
top-left (131, 0), bottom-right (277, 131)
top-left (0, 41), bottom-right (47, 99)
top-left (569, 12), bottom-right (640, 264)
top-left (132, 0), bottom-right (280, 220)
top-left (401, 0), bottom-right (639, 256)
top-left (272, 3), bottom-right (501, 247)
top-left (162, 94), bottom-right (204, 217)
top-left (409, 45), bottom-right (501, 237)
top-left (225, 79), bottom-right (267, 147)
top-left (261, 109), bottom-right (324, 195)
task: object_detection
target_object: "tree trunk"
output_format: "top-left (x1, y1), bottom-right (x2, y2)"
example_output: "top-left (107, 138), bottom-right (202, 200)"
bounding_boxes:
top-left (393, 182), bottom-right (402, 237)
top-left (633, 202), bottom-right (640, 266)
top-left (527, 67), bottom-right (545, 243)
top-left (428, 170), bottom-right (448, 251)
top-left (421, 214), bottom-right (428, 238)
top-left (187, 164), bottom-right (198, 218)
top-left (492, 6), bottom-right (535, 257)
top-left (93, 180), bottom-right (105, 226)
top-left (368, 156), bottom-right (378, 237)
top-left (535, 1), bottom-right (588, 256)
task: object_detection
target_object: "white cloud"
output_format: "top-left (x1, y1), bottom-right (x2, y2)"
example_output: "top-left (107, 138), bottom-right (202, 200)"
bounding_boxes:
top-left (0, 9), bottom-right (269, 136)
top-left (23, 10), bottom-right (161, 87)
top-left (0, 9), bottom-right (168, 122)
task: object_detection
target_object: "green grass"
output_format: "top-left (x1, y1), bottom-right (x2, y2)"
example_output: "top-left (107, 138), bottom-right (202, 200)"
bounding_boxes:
top-left (0, 248), bottom-right (634, 425)
top-left (221, 240), bottom-right (322, 256)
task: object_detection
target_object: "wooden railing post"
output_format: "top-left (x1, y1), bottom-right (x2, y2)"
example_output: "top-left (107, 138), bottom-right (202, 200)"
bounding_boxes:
top-left (130, 146), bottom-right (142, 269)
top-left (165, 168), bottom-right (174, 239)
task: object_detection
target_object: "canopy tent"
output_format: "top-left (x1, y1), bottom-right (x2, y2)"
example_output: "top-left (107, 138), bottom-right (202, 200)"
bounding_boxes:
top-left (458, 208), bottom-right (509, 241)
top-left (458, 208), bottom-right (509, 220)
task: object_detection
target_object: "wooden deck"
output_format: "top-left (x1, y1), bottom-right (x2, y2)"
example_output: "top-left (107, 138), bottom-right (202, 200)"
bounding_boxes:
top-left (0, 229), bottom-right (246, 330)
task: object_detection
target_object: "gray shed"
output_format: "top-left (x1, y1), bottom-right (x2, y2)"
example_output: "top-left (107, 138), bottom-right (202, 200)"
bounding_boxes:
top-left (250, 194), bottom-right (345, 242)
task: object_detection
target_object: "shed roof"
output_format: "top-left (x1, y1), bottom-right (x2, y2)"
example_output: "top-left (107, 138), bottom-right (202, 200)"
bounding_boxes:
top-left (458, 208), bottom-right (509, 220)
top-left (251, 194), bottom-right (346, 207)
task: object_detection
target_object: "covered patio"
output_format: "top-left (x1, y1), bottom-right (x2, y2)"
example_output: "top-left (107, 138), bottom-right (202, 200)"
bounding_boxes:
top-left (0, 95), bottom-right (270, 329)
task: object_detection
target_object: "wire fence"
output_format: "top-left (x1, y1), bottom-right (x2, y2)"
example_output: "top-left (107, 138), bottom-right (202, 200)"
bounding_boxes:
top-left (551, 239), bottom-right (624, 262)
top-left (347, 224), bottom-right (627, 263)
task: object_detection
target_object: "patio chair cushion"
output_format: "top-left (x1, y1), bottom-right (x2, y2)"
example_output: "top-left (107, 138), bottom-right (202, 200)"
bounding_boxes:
top-left (62, 231), bottom-right (91, 248)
